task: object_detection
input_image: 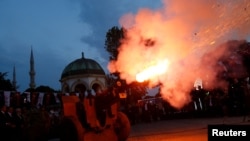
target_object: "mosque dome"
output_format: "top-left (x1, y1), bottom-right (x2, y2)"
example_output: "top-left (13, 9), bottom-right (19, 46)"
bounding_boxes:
top-left (61, 52), bottom-right (106, 79)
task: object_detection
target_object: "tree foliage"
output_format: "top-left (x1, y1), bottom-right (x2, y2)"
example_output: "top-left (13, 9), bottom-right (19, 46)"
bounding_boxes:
top-left (238, 41), bottom-right (250, 76)
top-left (25, 85), bottom-right (56, 92)
top-left (0, 72), bottom-right (14, 91)
top-left (36, 85), bottom-right (55, 92)
top-left (104, 26), bottom-right (125, 61)
top-left (215, 40), bottom-right (250, 82)
top-left (104, 26), bottom-right (148, 103)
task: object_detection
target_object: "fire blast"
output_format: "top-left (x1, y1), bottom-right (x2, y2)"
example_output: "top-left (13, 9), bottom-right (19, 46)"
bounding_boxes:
top-left (108, 0), bottom-right (250, 109)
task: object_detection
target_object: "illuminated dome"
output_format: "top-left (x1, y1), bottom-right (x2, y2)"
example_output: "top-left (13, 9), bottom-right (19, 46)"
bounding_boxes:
top-left (61, 52), bottom-right (105, 79)
top-left (60, 52), bottom-right (107, 93)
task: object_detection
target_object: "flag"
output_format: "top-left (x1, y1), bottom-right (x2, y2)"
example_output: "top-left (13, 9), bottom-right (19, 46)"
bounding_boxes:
top-left (4, 91), bottom-right (11, 107)
top-left (37, 92), bottom-right (44, 108)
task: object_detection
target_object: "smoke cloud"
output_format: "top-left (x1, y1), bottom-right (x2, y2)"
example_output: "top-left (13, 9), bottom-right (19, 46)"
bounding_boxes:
top-left (108, 0), bottom-right (250, 109)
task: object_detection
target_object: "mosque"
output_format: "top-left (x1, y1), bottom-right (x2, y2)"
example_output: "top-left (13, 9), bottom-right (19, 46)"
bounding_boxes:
top-left (0, 47), bottom-right (114, 109)
top-left (60, 52), bottom-right (107, 94)
top-left (2, 48), bottom-right (109, 107)
top-left (15, 48), bottom-right (108, 94)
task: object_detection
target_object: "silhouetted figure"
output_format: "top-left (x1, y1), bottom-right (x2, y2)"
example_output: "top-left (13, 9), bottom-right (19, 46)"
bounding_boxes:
top-left (242, 78), bottom-right (250, 122)
top-left (0, 105), bottom-right (8, 141)
top-left (13, 108), bottom-right (25, 141)
top-left (191, 86), bottom-right (206, 117)
top-left (5, 106), bottom-right (17, 141)
top-left (95, 87), bottom-right (118, 126)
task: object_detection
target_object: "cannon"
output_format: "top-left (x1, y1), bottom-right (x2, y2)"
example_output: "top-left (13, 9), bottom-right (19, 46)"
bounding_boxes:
top-left (59, 89), bottom-right (131, 141)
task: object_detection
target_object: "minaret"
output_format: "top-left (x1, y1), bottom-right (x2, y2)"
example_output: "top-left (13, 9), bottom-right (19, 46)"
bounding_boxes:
top-left (12, 65), bottom-right (17, 90)
top-left (29, 46), bottom-right (36, 89)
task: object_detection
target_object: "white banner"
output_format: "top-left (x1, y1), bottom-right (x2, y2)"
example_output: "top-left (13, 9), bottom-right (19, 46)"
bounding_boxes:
top-left (37, 92), bottom-right (44, 108)
top-left (54, 93), bottom-right (60, 103)
top-left (24, 92), bottom-right (31, 102)
top-left (4, 91), bottom-right (11, 107)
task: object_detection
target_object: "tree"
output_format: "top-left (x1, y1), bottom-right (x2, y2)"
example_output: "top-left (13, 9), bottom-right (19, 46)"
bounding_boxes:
top-left (0, 72), bottom-right (14, 91)
top-left (104, 26), bottom-right (148, 104)
top-left (238, 41), bottom-right (250, 76)
top-left (104, 26), bottom-right (125, 81)
top-left (36, 85), bottom-right (56, 92)
top-left (218, 40), bottom-right (250, 81)
top-left (24, 85), bottom-right (56, 92)
top-left (105, 26), bottom-right (125, 61)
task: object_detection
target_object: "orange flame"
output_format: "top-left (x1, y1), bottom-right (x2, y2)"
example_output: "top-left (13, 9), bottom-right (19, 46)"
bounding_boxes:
top-left (108, 0), bottom-right (250, 109)
top-left (136, 59), bottom-right (170, 82)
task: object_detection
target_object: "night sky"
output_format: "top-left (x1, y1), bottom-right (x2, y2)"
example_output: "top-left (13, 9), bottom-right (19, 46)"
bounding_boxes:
top-left (0, 0), bottom-right (162, 92)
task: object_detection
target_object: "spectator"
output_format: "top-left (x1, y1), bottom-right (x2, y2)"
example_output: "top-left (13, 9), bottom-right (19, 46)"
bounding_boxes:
top-left (13, 108), bottom-right (25, 141)
top-left (5, 106), bottom-right (17, 141)
top-left (0, 105), bottom-right (8, 141)
top-left (242, 77), bottom-right (250, 122)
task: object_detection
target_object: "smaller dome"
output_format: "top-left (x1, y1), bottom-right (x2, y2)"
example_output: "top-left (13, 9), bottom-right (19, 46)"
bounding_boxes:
top-left (61, 53), bottom-right (105, 79)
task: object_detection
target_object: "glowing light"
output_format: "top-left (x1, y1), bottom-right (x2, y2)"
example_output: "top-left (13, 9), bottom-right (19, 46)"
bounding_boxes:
top-left (136, 59), bottom-right (170, 82)
top-left (109, 0), bottom-right (250, 109)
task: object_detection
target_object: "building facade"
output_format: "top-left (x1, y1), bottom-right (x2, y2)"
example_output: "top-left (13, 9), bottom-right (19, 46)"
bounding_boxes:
top-left (60, 52), bottom-right (107, 94)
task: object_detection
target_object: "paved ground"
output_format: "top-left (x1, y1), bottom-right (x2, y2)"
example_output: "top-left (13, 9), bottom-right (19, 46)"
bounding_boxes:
top-left (127, 116), bottom-right (250, 141)
top-left (49, 116), bottom-right (250, 141)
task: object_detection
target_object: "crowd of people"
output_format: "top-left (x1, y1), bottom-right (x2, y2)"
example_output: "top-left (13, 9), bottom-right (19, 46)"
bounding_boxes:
top-left (0, 87), bottom-right (119, 141)
top-left (0, 104), bottom-right (62, 141)
top-left (124, 77), bottom-right (250, 125)
top-left (1, 77), bottom-right (250, 141)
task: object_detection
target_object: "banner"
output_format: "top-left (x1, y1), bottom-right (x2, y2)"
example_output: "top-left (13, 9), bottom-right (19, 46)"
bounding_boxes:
top-left (4, 91), bottom-right (11, 107)
top-left (54, 92), bottom-right (60, 103)
top-left (24, 92), bottom-right (31, 102)
top-left (37, 92), bottom-right (44, 108)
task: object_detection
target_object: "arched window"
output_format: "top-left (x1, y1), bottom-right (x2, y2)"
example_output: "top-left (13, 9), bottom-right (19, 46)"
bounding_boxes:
top-left (75, 84), bottom-right (86, 93)
top-left (92, 83), bottom-right (102, 94)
